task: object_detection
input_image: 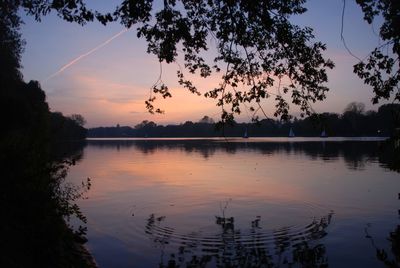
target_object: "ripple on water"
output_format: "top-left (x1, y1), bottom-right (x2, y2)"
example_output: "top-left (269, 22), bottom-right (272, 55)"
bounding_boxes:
top-left (124, 197), bottom-right (333, 257)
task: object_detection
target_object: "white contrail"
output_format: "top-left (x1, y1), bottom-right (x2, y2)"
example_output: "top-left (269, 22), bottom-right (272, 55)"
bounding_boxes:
top-left (45, 29), bottom-right (128, 82)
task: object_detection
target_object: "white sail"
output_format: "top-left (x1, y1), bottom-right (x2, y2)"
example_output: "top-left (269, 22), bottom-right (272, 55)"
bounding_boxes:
top-left (289, 127), bottom-right (295, 137)
top-left (243, 128), bottom-right (249, 138)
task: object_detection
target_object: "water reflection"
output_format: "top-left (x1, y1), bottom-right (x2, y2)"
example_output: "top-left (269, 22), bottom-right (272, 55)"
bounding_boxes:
top-left (384, 225), bottom-right (400, 267)
top-left (70, 138), bottom-right (399, 267)
top-left (144, 203), bottom-right (333, 268)
top-left (379, 138), bottom-right (400, 173)
top-left (365, 192), bottom-right (400, 268)
top-left (87, 138), bottom-right (385, 171)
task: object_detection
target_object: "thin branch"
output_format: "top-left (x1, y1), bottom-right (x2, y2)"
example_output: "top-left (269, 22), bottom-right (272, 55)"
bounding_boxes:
top-left (243, 45), bottom-right (270, 120)
top-left (341, 0), bottom-right (362, 61)
top-left (150, 61), bottom-right (164, 94)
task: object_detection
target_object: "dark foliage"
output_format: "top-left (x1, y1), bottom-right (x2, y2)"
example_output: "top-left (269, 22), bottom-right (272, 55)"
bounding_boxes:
top-left (0, 78), bottom-right (91, 267)
top-left (1, 3), bottom-right (91, 266)
top-left (11, 0), bottom-right (335, 123)
top-left (354, 0), bottom-right (400, 105)
top-left (0, 1), bottom-right (24, 82)
top-left (50, 112), bottom-right (87, 142)
top-left (4, 1), bottom-right (399, 125)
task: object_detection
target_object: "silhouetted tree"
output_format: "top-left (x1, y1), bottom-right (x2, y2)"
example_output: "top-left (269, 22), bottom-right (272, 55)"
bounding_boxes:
top-left (1, 3), bottom-right (91, 266)
top-left (353, 0), bottom-right (400, 106)
top-left (0, 1), bottom-right (24, 82)
top-left (344, 102), bottom-right (366, 115)
top-left (69, 114), bottom-right (86, 127)
top-left (9, 0), bottom-right (335, 123)
top-left (50, 112), bottom-right (87, 141)
top-left (135, 120), bottom-right (156, 129)
top-left (199, 115), bottom-right (215, 124)
top-left (3, 1), bottom-right (399, 126)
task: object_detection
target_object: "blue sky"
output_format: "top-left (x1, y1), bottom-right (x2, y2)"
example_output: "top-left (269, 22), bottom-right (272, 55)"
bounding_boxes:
top-left (20, 0), bottom-right (384, 127)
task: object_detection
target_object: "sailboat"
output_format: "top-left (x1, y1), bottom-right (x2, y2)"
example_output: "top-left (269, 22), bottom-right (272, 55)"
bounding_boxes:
top-left (288, 127), bottom-right (295, 137)
top-left (243, 127), bottom-right (249, 139)
top-left (320, 129), bottom-right (328, 138)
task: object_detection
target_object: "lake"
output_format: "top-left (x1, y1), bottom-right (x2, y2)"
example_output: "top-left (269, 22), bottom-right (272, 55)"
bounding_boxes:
top-left (66, 138), bottom-right (399, 267)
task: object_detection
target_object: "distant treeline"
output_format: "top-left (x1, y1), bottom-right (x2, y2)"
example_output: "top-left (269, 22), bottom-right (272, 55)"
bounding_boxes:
top-left (88, 103), bottom-right (400, 138)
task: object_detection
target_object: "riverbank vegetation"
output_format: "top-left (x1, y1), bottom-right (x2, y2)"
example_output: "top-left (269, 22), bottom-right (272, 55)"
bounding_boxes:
top-left (1, 79), bottom-right (91, 267)
top-left (1, 77), bottom-right (92, 267)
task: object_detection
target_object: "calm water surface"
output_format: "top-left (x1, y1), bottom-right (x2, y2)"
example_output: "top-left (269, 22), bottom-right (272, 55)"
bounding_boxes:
top-left (67, 138), bottom-right (399, 267)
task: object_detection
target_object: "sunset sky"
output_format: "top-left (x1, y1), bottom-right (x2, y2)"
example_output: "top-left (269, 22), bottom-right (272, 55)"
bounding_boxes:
top-left (20, 0), bottom-right (384, 127)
